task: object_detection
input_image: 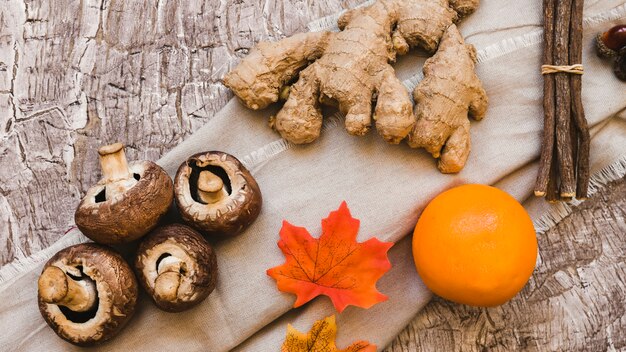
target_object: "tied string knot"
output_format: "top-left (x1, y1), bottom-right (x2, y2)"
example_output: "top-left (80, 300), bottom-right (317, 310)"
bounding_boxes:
top-left (541, 64), bottom-right (584, 75)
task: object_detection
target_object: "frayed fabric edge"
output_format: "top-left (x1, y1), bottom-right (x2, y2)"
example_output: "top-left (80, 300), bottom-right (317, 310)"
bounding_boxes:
top-left (533, 154), bottom-right (626, 234)
top-left (307, 0), bottom-right (376, 32)
top-left (0, 229), bottom-right (87, 288)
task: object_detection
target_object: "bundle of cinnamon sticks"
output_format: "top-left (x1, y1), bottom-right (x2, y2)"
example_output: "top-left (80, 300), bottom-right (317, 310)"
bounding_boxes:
top-left (535, 0), bottom-right (590, 202)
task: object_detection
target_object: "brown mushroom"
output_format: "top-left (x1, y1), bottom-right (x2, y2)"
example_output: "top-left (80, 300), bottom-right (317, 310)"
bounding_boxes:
top-left (174, 151), bottom-right (262, 237)
top-left (37, 243), bottom-right (138, 346)
top-left (75, 143), bottom-right (174, 244)
top-left (134, 224), bottom-right (217, 312)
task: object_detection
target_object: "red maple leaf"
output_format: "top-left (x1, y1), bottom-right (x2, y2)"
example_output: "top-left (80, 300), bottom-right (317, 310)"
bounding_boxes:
top-left (267, 202), bottom-right (393, 312)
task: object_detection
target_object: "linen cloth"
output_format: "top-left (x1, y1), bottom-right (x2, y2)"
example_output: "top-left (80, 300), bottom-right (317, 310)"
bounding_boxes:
top-left (1, 0), bottom-right (626, 351)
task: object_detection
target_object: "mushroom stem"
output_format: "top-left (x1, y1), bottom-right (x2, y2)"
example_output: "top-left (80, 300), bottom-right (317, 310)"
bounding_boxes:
top-left (98, 143), bottom-right (138, 199)
top-left (38, 266), bottom-right (97, 312)
top-left (197, 170), bottom-right (228, 204)
top-left (154, 256), bottom-right (184, 302)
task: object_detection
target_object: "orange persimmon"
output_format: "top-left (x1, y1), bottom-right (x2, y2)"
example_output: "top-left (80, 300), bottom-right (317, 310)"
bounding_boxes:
top-left (412, 184), bottom-right (537, 307)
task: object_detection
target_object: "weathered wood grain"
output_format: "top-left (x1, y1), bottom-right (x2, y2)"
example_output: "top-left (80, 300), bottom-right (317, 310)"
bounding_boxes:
top-left (0, 0), bottom-right (365, 264)
top-left (1, 1), bottom-right (625, 351)
top-left (386, 177), bottom-right (626, 352)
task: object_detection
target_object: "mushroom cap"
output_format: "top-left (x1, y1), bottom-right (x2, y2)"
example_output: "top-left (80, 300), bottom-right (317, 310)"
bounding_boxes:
top-left (38, 243), bottom-right (138, 346)
top-left (174, 151), bottom-right (262, 237)
top-left (75, 160), bottom-right (174, 244)
top-left (134, 224), bottom-right (218, 312)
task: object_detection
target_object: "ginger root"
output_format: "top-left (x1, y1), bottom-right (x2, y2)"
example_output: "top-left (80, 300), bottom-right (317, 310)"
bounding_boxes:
top-left (224, 0), bottom-right (479, 145)
top-left (408, 24), bottom-right (488, 173)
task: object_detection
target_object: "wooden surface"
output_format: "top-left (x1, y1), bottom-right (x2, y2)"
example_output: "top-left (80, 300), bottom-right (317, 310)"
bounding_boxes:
top-left (0, 1), bottom-right (624, 351)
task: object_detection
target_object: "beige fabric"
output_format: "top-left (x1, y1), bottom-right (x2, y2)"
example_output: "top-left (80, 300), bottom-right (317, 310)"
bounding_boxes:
top-left (1, 1), bottom-right (625, 351)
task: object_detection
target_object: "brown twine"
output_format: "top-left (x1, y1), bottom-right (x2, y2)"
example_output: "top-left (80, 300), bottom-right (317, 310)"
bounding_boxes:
top-left (541, 64), bottom-right (584, 75)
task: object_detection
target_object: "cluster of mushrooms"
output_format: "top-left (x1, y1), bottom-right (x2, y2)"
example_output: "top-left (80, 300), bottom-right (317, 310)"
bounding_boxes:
top-left (37, 143), bottom-right (262, 346)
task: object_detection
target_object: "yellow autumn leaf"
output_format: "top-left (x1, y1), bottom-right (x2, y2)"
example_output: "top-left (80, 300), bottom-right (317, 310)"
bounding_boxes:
top-left (281, 315), bottom-right (376, 352)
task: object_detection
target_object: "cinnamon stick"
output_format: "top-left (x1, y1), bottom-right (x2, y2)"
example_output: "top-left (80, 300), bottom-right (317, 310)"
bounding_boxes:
top-left (546, 136), bottom-right (560, 203)
top-left (561, 117), bottom-right (578, 202)
top-left (536, 0), bottom-right (588, 202)
top-left (535, 0), bottom-right (557, 197)
top-left (554, 0), bottom-right (575, 198)
top-left (569, 0), bottom-right (590, 199)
